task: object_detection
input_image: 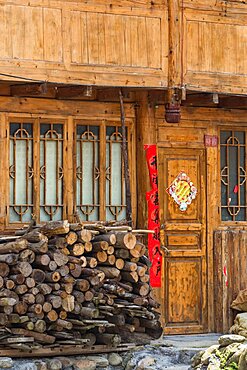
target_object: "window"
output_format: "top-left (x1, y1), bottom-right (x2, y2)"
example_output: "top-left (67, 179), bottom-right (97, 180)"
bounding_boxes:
top-left (8, 117), bottom-right (135, 225)
top-left (220, 130), bottom-right (247, 221)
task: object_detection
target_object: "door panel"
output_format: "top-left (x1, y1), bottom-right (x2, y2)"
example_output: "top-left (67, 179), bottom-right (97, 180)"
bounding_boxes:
top-left (159, 148), bottom-right (207, 334)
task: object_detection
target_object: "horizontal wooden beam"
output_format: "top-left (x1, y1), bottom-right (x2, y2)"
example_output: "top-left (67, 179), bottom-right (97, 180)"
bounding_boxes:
top-left (11, 83), bottom-right (56, 98)
top-left (56, 86), bottom-right (96, 100)
top-left (182, 93), bottom-right (217, 107)
top-left (219, 96), bottom-right (247, 109)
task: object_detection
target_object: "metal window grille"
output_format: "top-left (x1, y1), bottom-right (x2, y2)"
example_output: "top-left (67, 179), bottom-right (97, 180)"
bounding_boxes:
top-left (220, 130), bottom-right (247, 221)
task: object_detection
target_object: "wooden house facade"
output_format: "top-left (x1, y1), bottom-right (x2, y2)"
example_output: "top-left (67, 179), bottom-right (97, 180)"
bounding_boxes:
top-left (0, 0), bottom-right (246, 335)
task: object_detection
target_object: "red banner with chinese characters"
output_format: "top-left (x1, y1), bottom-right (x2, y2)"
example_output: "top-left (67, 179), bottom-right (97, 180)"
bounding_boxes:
top-left (144, 145), bottom-right (162, 287)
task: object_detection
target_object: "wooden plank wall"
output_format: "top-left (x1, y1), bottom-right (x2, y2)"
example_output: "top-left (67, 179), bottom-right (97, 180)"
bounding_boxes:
top-left (0, 0), bottom-right (168, 87)
top-left (182, 0), bottom-right (247, 94)
top-left (214, 229), bottom-right (247, 333)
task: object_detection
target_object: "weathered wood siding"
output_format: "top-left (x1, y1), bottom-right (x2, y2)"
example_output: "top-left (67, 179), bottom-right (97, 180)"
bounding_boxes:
top-left (0, 0), bottom-right (168, 87)
top-left (214, 229), bottom-right (247, 333)
top-left (183, 1), bottom-right (247, 94)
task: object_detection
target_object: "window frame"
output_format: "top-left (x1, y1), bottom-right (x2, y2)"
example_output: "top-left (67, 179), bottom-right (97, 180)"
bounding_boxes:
top-left (219, 126), bottom-right (247, 225)
top-left (3, 113), bottom-right (136, 229)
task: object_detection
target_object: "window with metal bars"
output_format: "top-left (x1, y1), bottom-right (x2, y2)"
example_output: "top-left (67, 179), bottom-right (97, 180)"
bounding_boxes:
top-left (220, 130), bottom-right (247, 221)
top-left (8, 118), bottom-right (133, 224)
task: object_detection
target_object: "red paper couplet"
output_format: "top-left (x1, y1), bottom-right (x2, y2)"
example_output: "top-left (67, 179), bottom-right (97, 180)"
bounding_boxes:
top-left (144, 145), bottom-right (161, 287)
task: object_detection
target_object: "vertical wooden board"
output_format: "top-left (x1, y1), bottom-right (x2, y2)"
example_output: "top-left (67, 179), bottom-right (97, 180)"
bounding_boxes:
top-left (70, 11), bottom-right (82, 64)
top-left (235, 25), bottom-right (246, 75)
top-left (0, 5), bottom-right (12, 58)
top-left (186, 21), bottom-right (198, 71)
top-left (130, 16), bottom-right (139, 67)
top-left (87, 12), bottom-right (99, 64)
top-left (115, 14), bottom-right (126, 66)
top-left (137, 17), bottom-right (148, 67)
top-left (43, 8), bottom-right (62, 62)
top-left (98, 13), bottom-right (106, 65)
top-left (11, 5), bottom-right (26, 59)
top-left (166, 258), bottom-right (202, 324)
top-left (24, 6), bottom-right (43, 60)
top-left (212, 23), bottom-right (226, 73)
top-left (104, 14), bottom-right (118, 65)
top-left (0, 113), bottom-right (7, 228)
top-left (240, 231), bottom-right (247, 291)
top-left (81, 12), bottom-right (89, 64)
top-left (146, 17), bottom-right (161, 69)
top-left (213, 231), bottom-right (223, 333)
top-left (232, 230), bottom-right (240, 300)
top-left (123, 16), bottom-right (132, 66)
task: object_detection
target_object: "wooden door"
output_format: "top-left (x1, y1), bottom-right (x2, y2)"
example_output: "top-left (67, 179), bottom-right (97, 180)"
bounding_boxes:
top-left (158, 148), bottom-right (207, 334)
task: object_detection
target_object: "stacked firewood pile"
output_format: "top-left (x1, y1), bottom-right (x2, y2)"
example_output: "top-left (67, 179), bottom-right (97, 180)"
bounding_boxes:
top-left (0, 220), bottom-right (162, 350)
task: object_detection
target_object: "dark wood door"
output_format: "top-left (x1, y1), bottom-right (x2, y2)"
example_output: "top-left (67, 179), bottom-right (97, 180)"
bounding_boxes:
top-left (158, 148), bottom-right (207, 334)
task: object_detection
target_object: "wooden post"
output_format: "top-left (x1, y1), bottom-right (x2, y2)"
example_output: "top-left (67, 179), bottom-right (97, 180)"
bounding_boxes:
top-left (119, 89), bottom-right (132, 226)
top-left (135, 91), bottom-right (156, 228)
top-left (166, 0), bottom-right (182, 123)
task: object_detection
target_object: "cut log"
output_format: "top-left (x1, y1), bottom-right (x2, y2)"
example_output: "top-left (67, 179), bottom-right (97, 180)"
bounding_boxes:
top-left (40, 220), bottom-right (70, 236)
top-left (93, 233), bottom-right (116, 245)
top-left (140, 274), bottom-right (150, 283)
top-left (45, 271), bottom-right (61, 283)
top-left (80, 306), bottom-right (99, 318)
top-left (12, 262), bottom-right (32, 277)
top-left (5, 279), bottom-right (15, 290)
top-left (35, 293), bottom-right (45, 305)
top-left (58, 265), bottom-right (69, 277)
top-left (72, 243), bottom-right (84, 256)
top-left (115, 258), bottom-right (124, 270)
top-left (123, 261), bottom-right (137, 272)
top-left (46, 310), bottom-right (58, 322)
top-left (94, 251), bottom-right (107, 262)
top-left (48, 261), bottom-right (58, 271)
top-left (70, 264), bottom-right (82, 278)
top-left (62, 295), bottom-right (74, 312)
top-left (22, 230), bottom-right (48, 243)
top-left (73, 290), bottom-right (85, 303)
top-left (35, 254), bottom-right (51, 266)
top-left (84, 242), bottom-right (93, 252)
top-left (65, 231), bottom-right (78, 245)
top-left (31, 269), bottom-right (46, 283)
top-left (96, 333), bottom-right (121, 346)
top-left (115, 232), bottom-right (136, 249)
top-left (43, 302), bottom-right (52, 313)
top-left (37, 283), bottom-right (53, 295)
top-left (84, 290), bottom-right (94, 302)
top-left (76, 279), bottom-right (90, 292)
top-left (97, 267), bottom-right (120, 279)
top-left (114, 249), bottom-right (130, 259)
top-left (85, 257), bottom-right (97, 268)
top-left (34, 319), bottom-right (46, 333)
top-left (77, 229), bottom-right (92, 243)
top-left (107, 246), bottom-right (115, 255)
top-left (14, 301), bottom-right (28, 315)
top-left (130, 242), bottom-right (146, 258)
top-left (46, 295), bottom-right (62, 309)
top-left (19, 249), bottom-right (35, 263)
top-left (56, 319), bottom-right (73, 330)
top-left (15, 285), bottom-right (28, 295)
top-left (8, 274), bottom-right (25, 284)
top-left (0, 254), bottom-right (18, 265)
top-left (133, 283), bottom-right (150, 297)
top-left (22, 293), bottom-right (35, 305)
top-left (28, 303), bottom-right (43, 315)
top-left (0, 238), bottom-right (28, 254)
top-left (52, 252), bottom-right (69, 267)
top-left (25, 277), bottom-right (36, 288)
top-left (91, 241), bottom-right (109, 251)
top-left (11, 328), bottom-right (55, 344)
top-left (121, 271), bottom-right (139, 283)
top-left (29, 240), bottom-right (48, 254)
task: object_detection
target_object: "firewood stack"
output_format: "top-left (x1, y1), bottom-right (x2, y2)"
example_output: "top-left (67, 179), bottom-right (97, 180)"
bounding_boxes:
top-left (0, 220), bottom-right (162, 350)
